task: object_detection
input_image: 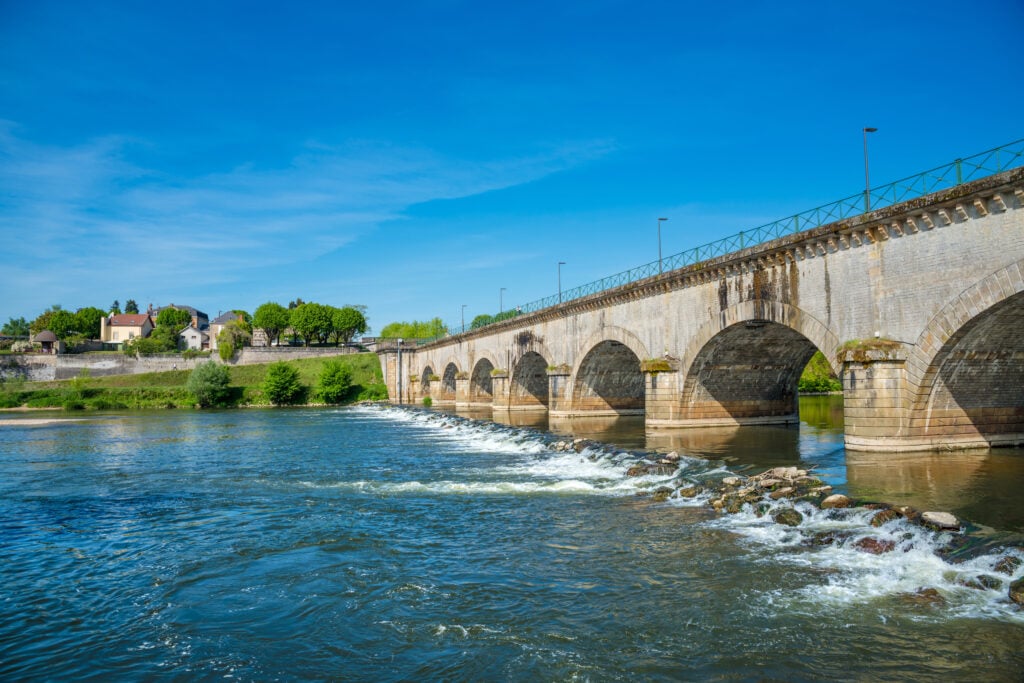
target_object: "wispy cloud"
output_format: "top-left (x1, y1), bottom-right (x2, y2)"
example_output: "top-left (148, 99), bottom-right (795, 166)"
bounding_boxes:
top-left (0, 122), bottom-right (615, 315)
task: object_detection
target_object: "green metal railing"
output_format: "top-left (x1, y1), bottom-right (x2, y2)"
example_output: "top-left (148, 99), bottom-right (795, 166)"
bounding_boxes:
top-left (433, 137), bottom-right (1024, 341)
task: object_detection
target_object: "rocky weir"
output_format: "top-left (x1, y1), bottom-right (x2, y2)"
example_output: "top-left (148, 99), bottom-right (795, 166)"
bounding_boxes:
top-left (548, 437), bottom-right (1024, 609)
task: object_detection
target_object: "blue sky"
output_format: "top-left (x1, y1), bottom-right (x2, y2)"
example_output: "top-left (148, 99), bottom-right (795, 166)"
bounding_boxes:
top-left (2, 0), bottom-right (1022, 333)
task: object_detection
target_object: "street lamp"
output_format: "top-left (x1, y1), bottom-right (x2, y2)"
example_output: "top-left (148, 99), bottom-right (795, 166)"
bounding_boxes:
top-left (500, 287), bottom-right (506, 315)
top-left (558, 262), bottom-right (566, 304)
top-left (461, 304), bottom-right (467, 333)
top-left (863, 127), bottom-right (878, 212)
top-left (657, 217), bottom-right (669, 273)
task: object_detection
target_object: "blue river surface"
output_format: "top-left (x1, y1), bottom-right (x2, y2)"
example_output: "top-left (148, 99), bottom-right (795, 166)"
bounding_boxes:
top-left (2, 402), bottom-right (1024, 682)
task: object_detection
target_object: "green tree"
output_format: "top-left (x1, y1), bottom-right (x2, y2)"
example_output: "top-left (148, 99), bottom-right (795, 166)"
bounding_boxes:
top-left (156, 307), bottom-right (192, 330)
top-left (379, 318), bottom-right (447, 339)
top-left (186, 361), bottom-right (232, 407)
top-left (262, 362), bottom-right (303, 405)
top-left (1, 317), bottom-right (29, 337)
top-left (798, 351), bottom-right (842, 393)
top-left (253, 302), bottom-right (291, 346)
top-left (290, 302), bottom-right (333, 346)
top-left (110, 300), bottom-right (121, 314)
top-left (74, 307), bottom-right (106, 340)
top-left (217, 320), bottom-right (251, 360)
top-left (470, 313), bottom-right (494, 330)
top-left (316, 360), bottom-right (353, 403)
top-left (329, 306), bottom-right (368, 345)
top-left (124, 299), bottom-right (139, 314)
top-left (47, 309), bottom-right (78, 340)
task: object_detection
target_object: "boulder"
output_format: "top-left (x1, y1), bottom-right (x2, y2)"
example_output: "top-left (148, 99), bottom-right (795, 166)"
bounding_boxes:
top-left (663, 451), bottom-right (681, 462)
top-left (772, 508), bottom-right (803, 527)
top-left (921, 511), bottom-right (960, 531)
top-left (897, 588), bottom-right (946, 607)
top-left (870, 508), bottom-right (904, 527)
top-left (722, 476), bottom-right (743, 487)
top-left (994, 555), bottom-right (1023, 576)
top-left (651, 487), bottom-right (674, 502)
top-left (821, 494), bottom-right (853, 509)
top-left (958, 574), bottom-right (1003, 591)
top-left (756, 478), bottom-right (783, 490)
top-left (854, 537), bottom-right (896, 554)
top-left (769, 487), bottom-right (796, 500)
top-left (676, 485), bottom-right (703, 498)
top-left (1010, 578), bottom-right (1024, 607)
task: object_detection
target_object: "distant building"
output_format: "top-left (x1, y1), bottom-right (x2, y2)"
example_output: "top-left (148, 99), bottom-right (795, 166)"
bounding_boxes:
top-left (100, 313), bottom-right (155, 346)
top-left (209, 311), bottom-right (245, 350)
top-left (179, 324), bottom-right (209, 351)
top-left (151, 303), bottom-right (209, 330)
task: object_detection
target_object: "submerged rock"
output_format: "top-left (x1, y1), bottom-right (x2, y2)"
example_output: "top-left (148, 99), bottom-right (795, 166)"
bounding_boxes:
top-left (898, 588), bottom-right (947, 607)
top-left (854, 537), bottom-right (896, 554)
top-left (995, 555), bottom-right (1023, 576)
top-left (650, 487), bottom-right (674, 502)
top-left (772, 508), bottom-right (803, 527)
top-left (958, 574), bottom-right (1003, 591)
top-left (676, 485), bottom-right (703, 498)
top-left (921, 511), bottom-right (960, 531)
top-left (870, 508), bottom-right (904, 527)
top-left (1009, 578), bottom-right (1024, 607)
top-left (821, 494), bottom-right (853, 509)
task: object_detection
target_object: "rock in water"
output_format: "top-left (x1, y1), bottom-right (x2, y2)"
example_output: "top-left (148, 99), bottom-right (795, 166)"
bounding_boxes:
top-left (854, 537), bottom-right (897, 554)
top-left (1009, 578), bottom-right (1024, 607)
top-left (772, 508), bottom-right (803, 527)
top-left (870, 508), bottom-right (904, 527)
top-left (821, 494), bottom-right (853, 509)
top-left (995, 555), bottom-right (1023, 576)
top-left (921, 511), bottom-right (960, 531)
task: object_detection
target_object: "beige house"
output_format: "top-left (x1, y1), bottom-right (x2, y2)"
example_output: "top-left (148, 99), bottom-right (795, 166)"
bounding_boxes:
top-left (100, 313), bottom-right (154, 346)
top-left (179, 325), bottom-right (209, 351)
top-left (209, 311), bottom-right (244, 350)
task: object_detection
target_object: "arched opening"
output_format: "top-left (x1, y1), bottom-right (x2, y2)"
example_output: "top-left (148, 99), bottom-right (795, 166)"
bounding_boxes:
top-left (915, 291), bottom-right (1024, 446)
top-left (420, 366), bottom-right (434, 395)
top-left (680, 320), bottom-right (820, 424)
top-left (572, 340), bottom-right (644, 414)
top-left (510, 351), bottom-right (548, 410)
top-left (469, 358), bottom-right (494, 404)
top-left (435, 362), bottom-right (458, 404)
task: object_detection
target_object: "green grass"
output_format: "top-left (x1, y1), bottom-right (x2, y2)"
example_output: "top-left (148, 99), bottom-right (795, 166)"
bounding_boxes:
top-left (1, 352), bottom-right (387, 411)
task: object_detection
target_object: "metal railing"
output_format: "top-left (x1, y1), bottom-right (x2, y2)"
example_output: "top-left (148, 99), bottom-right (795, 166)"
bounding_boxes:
top-left (432, 137), bottom-right (1024, 341)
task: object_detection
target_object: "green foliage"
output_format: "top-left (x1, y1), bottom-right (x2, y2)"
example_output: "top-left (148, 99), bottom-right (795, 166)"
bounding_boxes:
top-left (422, 396), bottom-right (432, 407)
top-left (329, 306), bottom-right (368, 345)
top-left (262, 362), bottom-right (304, 405)
top-left (218, 340), bottom-right (234, 361)
top-left (110, 300), bottom-right (121, 315)
top-left (217, 320), bottom-right (251, 360)
top-left (316, 360), bottom-right (353, 403)
top-left (186, 361), bottom-right (232, 407)
top-left (74, 307), bottom-right (106, 340)
top-left (124, 299), bottom-right (139, 314)
top-left (2, 316), bottom-right (29, 337)
top-left (182, 348), bottom-right (209, 360)
top-left (798, 351), bottom-right (842, 393)
top-left (379, 318), bottom-right (447, 339)
top-left (253, 302), bottom-right (291, 346)
top-left (156, 308), bottom-right (192, 330)
top-left (470, 314), bottom-right (494, 330)
top-left (290, 302), bottom-right (334, 346)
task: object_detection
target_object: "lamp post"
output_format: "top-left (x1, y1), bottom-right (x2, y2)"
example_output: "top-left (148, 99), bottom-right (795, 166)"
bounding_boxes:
top-left (558, 261), bottom-right (566, 304)
top-left (863, 127), bottom-right (878, 212)
top-left (500, 287), bottom-right (506, 315)
top-left (657, 217), bottom-right (669, 273)
top-left (461, 304), bottom-right (467, 333)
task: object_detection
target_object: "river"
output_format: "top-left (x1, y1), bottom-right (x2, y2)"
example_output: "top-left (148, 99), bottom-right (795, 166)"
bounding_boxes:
top-left (2, 398), bottom-right (1023, 681)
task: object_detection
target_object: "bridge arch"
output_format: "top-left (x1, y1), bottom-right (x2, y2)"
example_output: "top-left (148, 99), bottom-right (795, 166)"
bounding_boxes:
top-left (570, 327), bottom-right (649, 415)
top-left (468, 353), bottom-right (498, 404)
top-left (509, 350), bottom-right (549, 409)
top-left (438, 360), bottom-right (460, 403)
top-left (908, 260), bottom-right (1024, 446)
top-left (420, 365), bottom-right (435, 396)
top-left (678, 301), bottom-right (840, 425)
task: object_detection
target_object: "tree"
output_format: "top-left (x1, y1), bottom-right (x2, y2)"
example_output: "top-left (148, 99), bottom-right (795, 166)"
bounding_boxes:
top-left (470, 314), bottom-right (494, 330)
top-left (290, 302), bottom-right (333, 346)
top-left (186, 361), bottom-right (232, 407)
top-left (253, 302), bottom-right (290, 346)
top-left (1, 317), bottom-right (29, 337)
top-left (230, 309), bottom-right (253, 332)
top-left (287, 297), bottom-right (305, 310)
top-left (110, 300), bottom-right (121, 314)
top-left (74, 307), bottom-right (106, 340)
top-left (47, 309), bottom-right (78, 340)
top-left (124, 299), bottom-right (139, 314)
top-left (262, 362), bottom-right (303, 405)
top-left (29, 308), bottom-right (59, 335)
top-left (329, 306), bottom-right (368, 345)
top-left (317, 361), bottom-right (353, 403)
top-left (156, 307), bottom-right (192, 330)
top-left (217, 320), bottom-right (251, 361)
top-left (379, 318), bottom-right (447, 339)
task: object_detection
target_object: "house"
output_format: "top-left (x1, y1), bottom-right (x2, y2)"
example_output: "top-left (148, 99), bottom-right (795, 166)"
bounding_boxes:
top-left (179, 324), bottom-right (209, 351)
top-left (31, 330), bottom-right (63, 354)
top-left (209, 311), bottom-right (245, 350)
top-left (151, 303), bottom-right (209, 330)
top-left (100, 313), bottom-right (154, 346)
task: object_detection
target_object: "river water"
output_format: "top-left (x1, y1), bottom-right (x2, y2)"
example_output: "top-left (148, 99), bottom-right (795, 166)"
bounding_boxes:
top-left (2, 398), bottom-right (1024, 681)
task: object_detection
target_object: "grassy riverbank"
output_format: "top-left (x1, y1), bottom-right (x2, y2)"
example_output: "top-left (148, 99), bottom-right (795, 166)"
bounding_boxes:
top-left (0, 353), bottom-right (387, 410)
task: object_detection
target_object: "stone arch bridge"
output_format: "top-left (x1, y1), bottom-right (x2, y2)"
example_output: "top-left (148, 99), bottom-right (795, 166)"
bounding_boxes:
top-left (380, 168), bottom-right (1024, 452)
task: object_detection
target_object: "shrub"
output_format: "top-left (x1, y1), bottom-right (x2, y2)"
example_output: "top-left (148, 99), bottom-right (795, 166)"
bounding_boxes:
top-left (316, 361), bottom-right (353, 404)
top-left (182, 348), bottom-right (209, 360)
top-left (186, 361), bottom-right (232, 407)
top-left (422, 396), bottom-right (432, 407)
top-left (218, 340), bottom-right (235, 361)
top-left (263, 362), bottom-right (303, 405)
